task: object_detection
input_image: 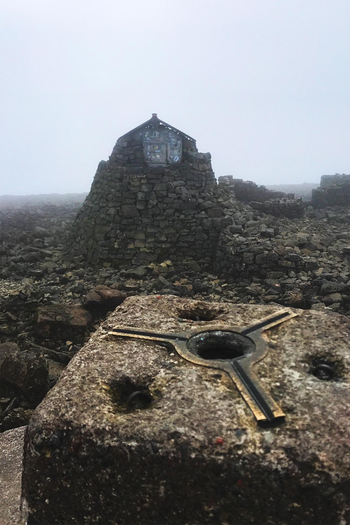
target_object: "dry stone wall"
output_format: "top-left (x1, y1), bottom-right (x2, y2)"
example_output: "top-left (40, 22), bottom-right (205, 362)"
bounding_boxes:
top-left (217, 176), bottom-right (303, 218)
top-left (312, 174), bottom-right (350, 207)
top-left (249, 199), bottom-right (304, 219)
top-left (320, 173), bottom-right (350, 188)
top-left (218, 176), bottom-right (291, 202)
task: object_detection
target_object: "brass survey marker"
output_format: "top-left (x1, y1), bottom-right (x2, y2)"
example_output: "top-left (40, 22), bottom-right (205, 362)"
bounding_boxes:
top-left (109, 309), bottom-right (297, 424)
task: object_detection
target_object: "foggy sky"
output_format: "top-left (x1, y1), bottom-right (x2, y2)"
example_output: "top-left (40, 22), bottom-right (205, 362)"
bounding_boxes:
top-left (1, 0), bottom-right (350, 195)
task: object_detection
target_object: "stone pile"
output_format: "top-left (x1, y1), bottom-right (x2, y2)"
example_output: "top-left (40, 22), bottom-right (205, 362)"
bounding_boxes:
top-left (266, 182), bottom-right (318, 201)
top-left (0, 202), bottom-right (81, 281)
top-left (320, 173), bottom-right (350, 188)
top-left (215, 206), bottom-right (350, 310)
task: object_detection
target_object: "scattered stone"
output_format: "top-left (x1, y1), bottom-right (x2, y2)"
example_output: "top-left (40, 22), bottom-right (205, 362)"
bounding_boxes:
top-left (320, 279), bottom-right (347, 295)
top-left (33, 226), bottom-right (51, 238)
top-left (122, 266), bottom-right (148, 279)
top-left (0, 342), bottom-right (18, 367)
top-left (83, 285), bottom-right (126, 311)
top-left (36, 304), bottom-right (92, 344)
top-left (46, 359), bottom-right (66, 387)
top-left (323, 292), bottom-right (343, 305)
top-left (279, 291), bottom-right (305, 308)
top-left (154, 276), bottom-right (172, 291)
top-left (0, 348), bottom-right (49, 404)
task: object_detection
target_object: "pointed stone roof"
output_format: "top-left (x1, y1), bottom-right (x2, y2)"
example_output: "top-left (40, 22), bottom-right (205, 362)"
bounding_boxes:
top-left (119, 113), bottom-right (196, 144)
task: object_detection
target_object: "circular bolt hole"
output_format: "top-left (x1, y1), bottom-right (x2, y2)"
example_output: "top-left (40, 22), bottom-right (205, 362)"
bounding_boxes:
top-left (312, 363), bottom-right (335, 381)
top-left (126, 391), bottom-right (152, 409)
top-left (109, 378), bottom-right (154, 412)
top-left (188, 331), bottom-right (255, 361)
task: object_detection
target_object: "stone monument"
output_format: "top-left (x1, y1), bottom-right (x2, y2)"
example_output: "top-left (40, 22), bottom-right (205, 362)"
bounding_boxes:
top-left (68, 114), bottom-right (232, 266)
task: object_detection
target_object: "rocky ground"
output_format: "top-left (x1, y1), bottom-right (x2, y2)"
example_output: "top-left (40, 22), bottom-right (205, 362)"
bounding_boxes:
top-left (1, 197), bottom-right (350, 433)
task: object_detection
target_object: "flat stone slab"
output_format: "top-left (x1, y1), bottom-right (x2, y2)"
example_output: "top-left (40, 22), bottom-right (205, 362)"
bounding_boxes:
top-left (22, 296), bottom-right (350, 524)
top-left (0, 426), bottom-right (25, 525)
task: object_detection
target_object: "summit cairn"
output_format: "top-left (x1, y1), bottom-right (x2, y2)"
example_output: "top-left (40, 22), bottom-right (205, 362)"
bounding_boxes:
top-left (68, 114), bottom-right (232, 266)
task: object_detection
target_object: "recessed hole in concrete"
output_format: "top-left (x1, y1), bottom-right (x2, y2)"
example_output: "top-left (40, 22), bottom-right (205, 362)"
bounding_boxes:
top-left (311, 362), bottom-right (335, 381)
top-left (109, 378), bottom-right (153, 412)
top-left (188, 331), bottom-right (255, 361)
top-left (309, 355), bottom-right (345, 381)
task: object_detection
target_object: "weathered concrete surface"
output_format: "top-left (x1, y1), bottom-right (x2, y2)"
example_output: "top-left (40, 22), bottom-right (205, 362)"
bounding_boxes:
top-left (0, 426), bottom-right (25, 524)
top-left (22, 296), bottom-right (350, 524)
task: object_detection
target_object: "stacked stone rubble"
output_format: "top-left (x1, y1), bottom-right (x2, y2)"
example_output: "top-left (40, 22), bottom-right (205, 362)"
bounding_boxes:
top-left (214, 227), bottom-right (312, 278)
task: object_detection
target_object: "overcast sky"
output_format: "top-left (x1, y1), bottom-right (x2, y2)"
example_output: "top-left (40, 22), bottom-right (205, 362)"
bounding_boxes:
top-left (1, 0), bottom-right (350, 195)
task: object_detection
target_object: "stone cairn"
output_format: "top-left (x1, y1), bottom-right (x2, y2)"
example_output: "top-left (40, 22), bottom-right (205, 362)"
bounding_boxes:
top-left (67, 115), bottom-right (306, 275)
top-left (68, 114), bottom-right (235, 267)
